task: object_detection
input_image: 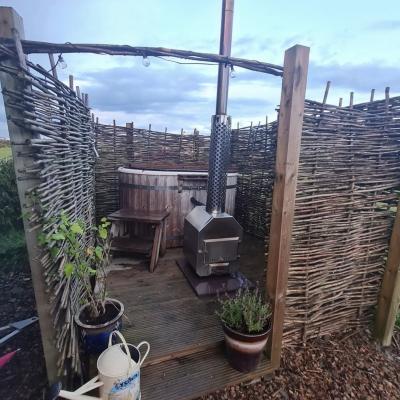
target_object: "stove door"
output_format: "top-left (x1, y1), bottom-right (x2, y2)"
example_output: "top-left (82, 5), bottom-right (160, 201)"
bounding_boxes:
top-left (203, 236), bottom-right (240, 265)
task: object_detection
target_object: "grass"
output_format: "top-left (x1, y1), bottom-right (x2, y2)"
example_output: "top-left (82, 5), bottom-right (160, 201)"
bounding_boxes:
top-left (0, 145), bottom-right (11, 159)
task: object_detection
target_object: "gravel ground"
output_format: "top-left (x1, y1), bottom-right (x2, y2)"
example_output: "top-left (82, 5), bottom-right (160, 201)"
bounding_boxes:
top-left (0, 269), bottom-right (47, 400)
top-left (201, 329), bottom-right (400, 400)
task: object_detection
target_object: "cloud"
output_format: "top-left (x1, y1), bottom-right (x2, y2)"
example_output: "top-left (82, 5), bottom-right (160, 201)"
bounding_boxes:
top-left (77, 59), bottom-right (276, 131)
top-left (76, 57), bottom-right (400, 132)
top-left (308, 62), bottom-right (400, 92)
top-left (368, 20), bottom-right (400, 31)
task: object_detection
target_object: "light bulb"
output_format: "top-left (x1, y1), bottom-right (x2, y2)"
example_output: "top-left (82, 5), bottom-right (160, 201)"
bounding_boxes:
top-left (230, 66), bottom-right (236, 79)
top-left (58, 55), bottom-right (67, 69)
top-left (142, 56), bottom-right (150, 67)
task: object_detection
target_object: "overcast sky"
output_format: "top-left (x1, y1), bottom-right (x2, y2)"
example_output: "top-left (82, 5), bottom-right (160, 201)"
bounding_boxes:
top-left (0, 0), bottom-right (399, 135)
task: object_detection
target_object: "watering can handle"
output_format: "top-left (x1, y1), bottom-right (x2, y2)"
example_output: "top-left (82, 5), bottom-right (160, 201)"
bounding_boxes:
top-left (108, 330), bottom-right (131, 372)
top-left (137, 341), bottom-right (150, 366)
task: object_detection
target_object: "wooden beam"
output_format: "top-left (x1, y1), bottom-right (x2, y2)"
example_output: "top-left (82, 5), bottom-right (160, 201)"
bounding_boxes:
top-left (0, 6), bottom-right (58, 382)
top-left (376, 200), bottom-right (400, 346)
top-left (0, 39), bottom-right (284, 76)
top-left (266, 44), bottom-right (309, 367)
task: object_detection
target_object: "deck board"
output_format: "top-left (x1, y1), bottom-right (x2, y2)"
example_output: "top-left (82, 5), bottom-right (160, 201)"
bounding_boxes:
top-left (141, 347), bottom-right (274, 400)
top-left (107, 235), bottom-right (271, 400)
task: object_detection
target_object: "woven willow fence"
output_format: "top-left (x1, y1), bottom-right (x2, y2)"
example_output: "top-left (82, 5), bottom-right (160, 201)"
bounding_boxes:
top-left (284, 97), bottom-right (400, 344)
top-left (0, 53), bottom-right (96, 375)
top-left (94, 121), bottom-right (277, 239)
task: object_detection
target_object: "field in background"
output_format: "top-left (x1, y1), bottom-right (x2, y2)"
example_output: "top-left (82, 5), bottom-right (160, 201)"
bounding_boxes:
top-left (0, 139), bottom-right (11, 159)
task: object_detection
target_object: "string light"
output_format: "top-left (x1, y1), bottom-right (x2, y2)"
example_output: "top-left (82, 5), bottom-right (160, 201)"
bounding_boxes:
top-left (230, 65), bottom-right (236, 78)
top-left (142, 56), bottom-right (150, 67)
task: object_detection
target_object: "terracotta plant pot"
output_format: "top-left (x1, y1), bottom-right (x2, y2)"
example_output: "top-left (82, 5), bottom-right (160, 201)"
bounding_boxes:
top-left (75, 298), bottom-right (124, 354)
top-left (222, 323), bottom-right (271, 372)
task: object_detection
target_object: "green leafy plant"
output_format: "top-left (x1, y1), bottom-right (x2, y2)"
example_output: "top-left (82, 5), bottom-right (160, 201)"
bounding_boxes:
top-left (0, 228), bottom-right (28, 270)
top-left (216, 288), bottom-right (271, 334)
top-left (0, 158), bottom-right (28, 271)
top-left (0, 158), bottom-right (23, 231)
top-left (41, 211), bottom-right (111, 319)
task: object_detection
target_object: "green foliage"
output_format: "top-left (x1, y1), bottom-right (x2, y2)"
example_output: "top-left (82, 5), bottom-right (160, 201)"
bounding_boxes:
top-left (0, 158), bottom-right (28, 270)
top-left (0, 228), bottom-right (28, 270)
top-left (41, 211), bottom-right (112, 319)
top-left (0, 158), bottom-right (22, 231)
top-left (216, 288), bottom-right (272, 334)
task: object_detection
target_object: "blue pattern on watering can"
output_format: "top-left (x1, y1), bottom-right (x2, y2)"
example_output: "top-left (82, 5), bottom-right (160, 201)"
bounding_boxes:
top-left (110, 370), bottom-right (140, 395)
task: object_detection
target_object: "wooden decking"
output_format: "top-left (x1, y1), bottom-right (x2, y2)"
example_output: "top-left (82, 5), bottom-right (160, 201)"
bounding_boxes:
top-left (108, 236), bottom-right (273, 400)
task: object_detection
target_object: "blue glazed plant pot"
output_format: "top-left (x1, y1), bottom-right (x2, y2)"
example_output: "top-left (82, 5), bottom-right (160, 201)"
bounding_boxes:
top-left (75, 298), bottom-right (124, 354)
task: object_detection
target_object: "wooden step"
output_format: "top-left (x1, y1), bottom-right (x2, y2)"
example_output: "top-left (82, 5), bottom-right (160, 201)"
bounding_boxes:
top-left (141, 346), bottom-right (274, 400)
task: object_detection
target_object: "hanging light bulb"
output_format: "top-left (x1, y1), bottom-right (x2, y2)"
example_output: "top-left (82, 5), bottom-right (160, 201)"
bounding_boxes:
top-left (58, 54), bottom-right (67, 69)
top-left (142, 56), bottom-right (150, 67)
top-left (230, 65), bottom-right (236, 78)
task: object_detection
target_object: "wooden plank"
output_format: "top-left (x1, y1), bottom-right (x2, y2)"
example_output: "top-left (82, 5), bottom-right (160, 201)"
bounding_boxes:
top-left (376, 200), bottom-right (400, 346)
top-left (108, 208), bottom-right (169, 223)
top-left (141, 346), bottom-right (274, 400)
top-left (266, 44), bottom-right (309, 367)
top-left (150, 224), bottom-right (162, 272)
top-left (0, 7), bottom-right (58, 382)
top-left (121, 298), bottom-right (222, 366)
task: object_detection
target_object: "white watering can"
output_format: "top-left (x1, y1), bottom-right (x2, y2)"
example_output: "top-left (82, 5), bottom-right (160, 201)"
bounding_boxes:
top-left (56, 331), bottom-right (150, 400)
top-left (97, 330), bottom-right (150, 400)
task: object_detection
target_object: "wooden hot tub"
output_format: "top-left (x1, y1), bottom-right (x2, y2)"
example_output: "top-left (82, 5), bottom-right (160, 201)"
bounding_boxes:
top-left (119, 167), bottom-right (238, 247)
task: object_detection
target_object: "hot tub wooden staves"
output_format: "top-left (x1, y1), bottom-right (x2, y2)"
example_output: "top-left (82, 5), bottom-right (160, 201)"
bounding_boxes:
top-left (119, 167), bottom-right (238, 247)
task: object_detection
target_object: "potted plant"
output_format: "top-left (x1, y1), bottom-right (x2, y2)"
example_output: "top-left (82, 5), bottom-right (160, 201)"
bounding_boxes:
top-left (216, 288), bottom-right (272, 372)
top-left (50, 212), bottom-right (124, 354)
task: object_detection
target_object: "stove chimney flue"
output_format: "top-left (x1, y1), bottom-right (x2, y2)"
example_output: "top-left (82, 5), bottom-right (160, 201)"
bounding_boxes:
top-left (206, 0), bottom-right (234, 214)
top-left (215, 0), bottom-right (234, 116)
top-left (206, 114), bottom-right (231, 213)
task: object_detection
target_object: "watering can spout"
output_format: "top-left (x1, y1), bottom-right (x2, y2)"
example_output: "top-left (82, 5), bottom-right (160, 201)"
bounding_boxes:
top-left (48, 376), bottom-right (103, 400)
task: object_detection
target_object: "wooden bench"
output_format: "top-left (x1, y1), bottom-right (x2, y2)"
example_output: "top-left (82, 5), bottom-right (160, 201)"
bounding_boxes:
top-left (108, 208), bottom-right (170, 272)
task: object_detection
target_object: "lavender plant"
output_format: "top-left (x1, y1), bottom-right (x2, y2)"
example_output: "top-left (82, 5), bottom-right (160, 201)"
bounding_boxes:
top-left (216, 288), bottom-right (271, 334)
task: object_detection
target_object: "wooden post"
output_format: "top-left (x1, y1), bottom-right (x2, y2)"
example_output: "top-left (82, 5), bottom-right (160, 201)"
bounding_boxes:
top-left (322, 80), bottom-right (331, 105)
top-left (0, 7), bottom-right (58, 382)
top-left (376, 201), bottom-right (400, 346)
top-left (370, 89), bottom-right (375, 103)
top-left (48, 53), bottom-right (58, 79)
top-left (126, 122), bottom-right (134, 162)
top-left (266, 44), bottom-right (309, 367)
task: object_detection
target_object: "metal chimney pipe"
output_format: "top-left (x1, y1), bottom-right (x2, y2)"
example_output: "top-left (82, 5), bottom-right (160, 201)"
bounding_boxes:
top-left (206, 0), bottom-right (234, 214)
top-left (216, 0), bottom-right (234, 115)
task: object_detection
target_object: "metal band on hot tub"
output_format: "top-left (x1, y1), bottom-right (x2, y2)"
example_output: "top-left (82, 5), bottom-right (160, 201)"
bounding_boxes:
top-left (119, 183), bottom-right (237, 191)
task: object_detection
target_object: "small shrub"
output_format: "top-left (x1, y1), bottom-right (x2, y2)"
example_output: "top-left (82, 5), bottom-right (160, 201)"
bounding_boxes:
top-left (0, 228), bottom-right (28, 270)
top-left (0, 158), bottom-right (28, 270)
top-left (0, 158), bottom-right (22, 231)
top-left (39, 212), bottom-right (112, 319)
top-left (216, 288), bottom-right (271, 334)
